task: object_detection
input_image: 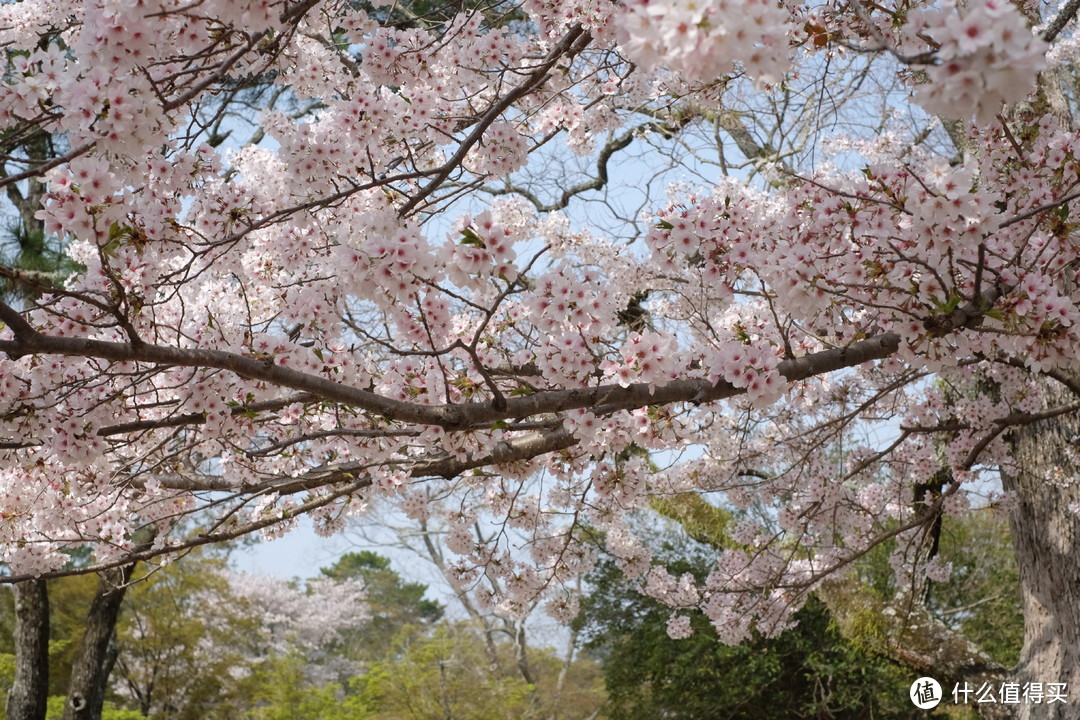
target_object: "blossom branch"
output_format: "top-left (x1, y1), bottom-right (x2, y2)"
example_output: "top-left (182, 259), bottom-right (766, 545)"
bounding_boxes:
top-left (1, 282), bottom-right (1012, 434)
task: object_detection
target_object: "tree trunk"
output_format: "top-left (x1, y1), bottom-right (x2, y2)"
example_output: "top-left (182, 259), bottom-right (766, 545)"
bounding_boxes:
top-left (60, 566), bottom-right (134, 720)
top-left (1001, 396), bottom-right (1080, 720)
top-left (7, 580), bottom-right (49, 720)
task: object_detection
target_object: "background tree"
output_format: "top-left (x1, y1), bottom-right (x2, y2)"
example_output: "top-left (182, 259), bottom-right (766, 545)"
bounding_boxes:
top-left (578, 500), bottom-right (1025, 719)
top-left (356, 620), bottom-right (604, 720)
top-left (319, 551), bottom-right (443, 662)
top-left (109, 553), bottom-right (264, 719)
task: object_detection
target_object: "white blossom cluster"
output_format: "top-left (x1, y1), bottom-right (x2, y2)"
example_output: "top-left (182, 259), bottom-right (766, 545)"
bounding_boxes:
top-left (615, 0), bottom-right (790, 85)
top-left (908, 0), bottom-right (1047, 123)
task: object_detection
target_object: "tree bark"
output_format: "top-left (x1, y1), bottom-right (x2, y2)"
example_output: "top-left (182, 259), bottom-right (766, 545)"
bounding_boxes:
top-left (1001, 388), bottom-right (1080, 720)
top-left (60, 565), bottom-right (135, 720)
top-left (6, 580), bottom-right (49, 720)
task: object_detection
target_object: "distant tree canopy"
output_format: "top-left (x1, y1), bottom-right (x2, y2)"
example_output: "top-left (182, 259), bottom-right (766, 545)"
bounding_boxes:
top-left (578, 504), bottom-right (1024, 720)
top-left (320, 551), bottom-right (444, 660)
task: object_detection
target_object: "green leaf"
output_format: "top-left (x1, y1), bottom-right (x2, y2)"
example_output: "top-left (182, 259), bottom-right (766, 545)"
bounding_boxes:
top-left (100, 222), bottom-right (130, 257)
top-left (930, 293), bottom-right (961, 314)
top-left (459, 227), bottom-right (485, 247)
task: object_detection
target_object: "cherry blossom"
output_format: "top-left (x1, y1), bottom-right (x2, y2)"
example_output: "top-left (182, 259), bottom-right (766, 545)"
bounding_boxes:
top-left (905, 0), bottom-right (1048, 123)
top-left (0, 0), bottom-right (1078, 692)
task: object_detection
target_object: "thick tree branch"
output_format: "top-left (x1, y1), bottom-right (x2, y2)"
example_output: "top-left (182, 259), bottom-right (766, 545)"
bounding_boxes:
top-left (144, 425), bottom-right (576, 493)
top-left (0, 285), bottom-right (1010, 435)
top-left (1042, 0), bottom-right (1080, 43)
top-left (0, 320), bottom-right (896, 427)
